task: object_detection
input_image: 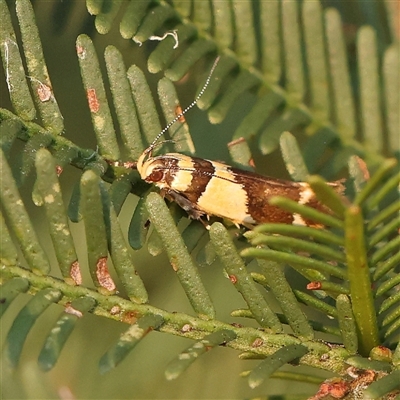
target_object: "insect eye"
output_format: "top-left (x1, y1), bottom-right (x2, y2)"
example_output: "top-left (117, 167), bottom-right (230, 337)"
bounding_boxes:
top-left (147, 169), bottom-right (164, 183)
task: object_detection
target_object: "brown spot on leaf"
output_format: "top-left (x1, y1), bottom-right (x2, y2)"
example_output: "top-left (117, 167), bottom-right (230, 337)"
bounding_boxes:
top-left (370, 346), bottom-right (392, 362)
top-left (70, 260), bottom-right (82, 285)
top-left (227, 137), bottom-right (246, 147)
top-left (122, 311), bottom-right (138, 324)
top-left (355, 156), bottom-right (370, 180)
top-left (96, 257), bottom-right (116, 292)
top-left (87, 88), bottom-right (100, 113)
top-left (252, 338), bottom-right (263, 348)
top-left (181, 324), bottom-right (193, 333)
top-left (307, 282), bottom-right (322, 290)
top-left (56, 165), bottom-right (63, 176)
top-left (110, 305), bottom-right (121, 315)
top-left (320, 353), bottom-right (330, 361)
top-left (311, 378), bottom-right (350, 399)
top-left (65, 304), bottom-right (83, 318)
top-left (76, 45), bottom-right (85, 58)
top-left (348, 369), bottom-right (377, 397)
top-left (170, 256), bottom-right (179, 271)
top-left (37, 82), bottom-right (52, 102)
top-left (229, 274), bottom-right (237, 284)
top-left (175, 105), bottom-right (185, 122)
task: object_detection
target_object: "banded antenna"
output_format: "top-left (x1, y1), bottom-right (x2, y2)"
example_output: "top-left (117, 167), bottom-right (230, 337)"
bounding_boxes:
top-left (144, 56), bottom-right (221, 155)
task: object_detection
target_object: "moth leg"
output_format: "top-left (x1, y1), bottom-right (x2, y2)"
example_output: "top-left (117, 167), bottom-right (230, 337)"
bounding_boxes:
top-left (162, 189), bottom-right (206, 221)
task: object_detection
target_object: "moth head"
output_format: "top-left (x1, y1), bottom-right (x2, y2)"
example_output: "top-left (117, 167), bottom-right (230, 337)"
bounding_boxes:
top-left (137, 153), bottom-right (179, 190)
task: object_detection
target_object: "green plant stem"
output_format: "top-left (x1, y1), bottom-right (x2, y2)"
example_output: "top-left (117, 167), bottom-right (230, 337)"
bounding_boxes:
top-left (0, 264), bottom-right (351, 374)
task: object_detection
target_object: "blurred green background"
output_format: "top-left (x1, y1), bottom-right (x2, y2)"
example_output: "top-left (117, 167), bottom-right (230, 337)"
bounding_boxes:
top-left (0, 0), bottom-right (393, 398)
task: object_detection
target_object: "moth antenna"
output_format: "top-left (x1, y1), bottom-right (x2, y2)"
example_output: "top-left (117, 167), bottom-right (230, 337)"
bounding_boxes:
top-left (145, 56), bottom-right (220, 155)
top-left (151, 139), bottom-right (176, 150)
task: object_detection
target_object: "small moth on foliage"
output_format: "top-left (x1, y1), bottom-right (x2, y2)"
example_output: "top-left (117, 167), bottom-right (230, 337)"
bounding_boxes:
top-left (136, 58), bottom-right (344, 228)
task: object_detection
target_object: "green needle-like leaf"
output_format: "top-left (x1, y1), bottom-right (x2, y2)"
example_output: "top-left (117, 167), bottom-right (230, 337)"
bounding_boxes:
top-left (210, 222), bottom-right (282, 332)
top-left (95, 1), bottom-right (121, 35)
top-left (383, 45), bottom-right (400, 154)
top-left (367, 171), bottom-right (400, 210)
top-left (248, 344), bottom-right (308, 388)
top-left (181, 221), bottom-right (207, 254)
top-left (133, 4), bottom-right (176, 45)
top-left (336, 294), bottom-right (358, 354)
top-left (231, 0), bottom-right (257, 67)
top-left (81, 170), bottom-right (115, 294)
top-left (99, 314), bottom-right (164, 374)
top-left (165, 329), bottom-right (237, 380)
top-left (249, 235), bottom-right (345, 263)
top-left (279, 131), bottom-right (309, 181)
top-left (228, 138), bottom-right (253, 170)
top-left (357, 26), bottom-right (383, 152)
top-left (282, 0), bottom-right (304, 102)
top-left (0, 149), bottom-right (50, 274)
top-left (242, 247), bottom-right (345, 280)
top-left (16, 0), bottom-right (64, 134)
top-left (208, 69), bottom-right (260, 124)
top-left (196, 54), bottom-right (236, 111)
top-left (233, 89), bottom-right (284, 141)
top-left (260, 0), bottom-right (280, 82)
top-left (76, 34), bottom-right (119, 160)
top-left (108, 204), bottom-right (148, 304)
top-left (148, 23), bottom-right (196, 74)
top-left (119, 0), bottom-right (151, 39)
top-left (193, 0), bottom-right (212, 33)
top-left (269, 196), bottom-right (344, 229)
top-left (0, 278), bottom-right (29, 318)
top-left (104, 45), bottom-right (142, 160)
top-left (128, 193), bottom-right (150, 250)
top-left (35, 149), bottom-right (80, 283)
top-left (368, 201), bottom-right (400, 231)
top-left (325, 8), bottom-right (356, 140)
top-left (253, 223), bottom-right (344, 246)
top-left (258, 260), bottom-right (314, 339)
top-left (345, 356), bottom-right (392, 373)
top-left (0, 0), bottom-right (35, 120)
top-left (165, 39), bottom-right (217, 82)
top-left (0, 210), bottom-right (18, 265)
top-left (354, 158), bottom-right (397, 206)
top-left (345, 206), bottom-right (379, 355)
top-left (158, 77), bottom-right (195, 154)
top-left (212, 1), bottom-right (233, 49)
top-left (308, 175), bottom-right (346, 218)
top-left (261, 107), bottom-right (311, 154)
top-left (363, 371), bottom-right (400, 399)
top-left (302, 1), bottom-right (329, 124)
top-left (86, 0), bottom-right (102, 15)
top-left (127, 64), bottom-right (161, 146)
top-left (3, 288), bottom-right (62, 368)
top-left (38, 296), bottom-right (96, 371)
top-left (145, 193), bottom-right (215, 319)
top-left (293, 290), bottom-right (337, 318)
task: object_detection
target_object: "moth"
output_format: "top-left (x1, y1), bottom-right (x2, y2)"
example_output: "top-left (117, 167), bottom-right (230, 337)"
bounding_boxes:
top-left (136, 58), bottom-right (344, 228)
